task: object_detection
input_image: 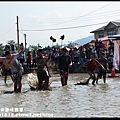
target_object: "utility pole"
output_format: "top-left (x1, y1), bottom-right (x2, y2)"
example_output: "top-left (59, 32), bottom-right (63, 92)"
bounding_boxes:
top-left (24, 34), bottom-right (27, 52)
top-left (61, 39), bottom-right (62, 47)
top-left (24, 34), bottom-right (27, 60)
top-left (16, 16), bottom-right (19, 52)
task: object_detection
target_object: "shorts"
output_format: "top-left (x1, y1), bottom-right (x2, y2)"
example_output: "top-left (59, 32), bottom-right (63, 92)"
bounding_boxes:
top-left (97, 71), bottom-right (106, 79)
top-left (87, 70), bottom-right (96, 80)
top-left (37, 70), bottom-right (49, 85)
top-left (4, 68), bottom-right (12, 76)
top-left (13, 70), bottom-right (23, 82)
top-left (60, 70), bottom-right (68, 79)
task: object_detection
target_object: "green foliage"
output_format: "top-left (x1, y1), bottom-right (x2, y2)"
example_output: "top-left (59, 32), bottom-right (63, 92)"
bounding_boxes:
top-left (0, 43), bottom-right (4, 56)
top-left (1, 39), bottom-right (68, 56)
top-left (6, 40), bottom-right (18, 51)
top-left (7, 40), bottom-right (16, 45)
top-left (27, 45), bottom-right (41, 53)
top-left (67, 42), bottom-right (74, 48)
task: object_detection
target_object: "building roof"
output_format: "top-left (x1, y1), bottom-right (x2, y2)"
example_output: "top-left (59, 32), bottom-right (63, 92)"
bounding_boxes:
top-left (90, 21), bottom-right (120, 33)
top-left (112, 21), bottom-right (120, 26)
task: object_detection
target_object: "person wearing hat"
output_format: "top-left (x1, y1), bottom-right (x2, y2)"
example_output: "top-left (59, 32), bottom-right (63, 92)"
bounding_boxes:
top-left (56, 47), bottom-right (72, 86)
top-left (96, 51), bottom-right (109, 84)
top-left (0, 47), bottom-right (24, 93)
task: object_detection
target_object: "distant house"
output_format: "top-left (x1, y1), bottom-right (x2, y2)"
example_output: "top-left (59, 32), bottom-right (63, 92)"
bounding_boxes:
top-left (90, 21), bottom-right (120, 39)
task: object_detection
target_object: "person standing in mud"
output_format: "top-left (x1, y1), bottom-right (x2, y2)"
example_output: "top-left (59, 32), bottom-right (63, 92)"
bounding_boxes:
top-left (96, 52), bottom-right (109, 84)
top-left (36, 48), bottom-right (51, 90)
top-left (95, 39), bottom-right (100, 58)
top-left (56, 47), bottom-right (72, 86)
top-left (1, 52), bottom-right (14, 84)
top-left (26, 51), bottom-right (32, 71)
top-left (0, 47), bottom-right (24, 93)
top-left (3, 64), bottom-right (14, 84)
top-left (78, 53), bottom-right (105, 85)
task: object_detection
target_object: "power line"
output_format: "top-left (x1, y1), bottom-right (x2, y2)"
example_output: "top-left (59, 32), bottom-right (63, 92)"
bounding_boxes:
top-left (74, 12), bottom-right (120, 22)
top-left (19, 22), bottom-right (25, 35)
top-left (21, 12), bottom-right (120, 31)
top-left (20, 9), bottom-right (120, 28)
top-left (19, 3), bottom-right (112, 28)
top-left (61, 3), bottom-right (112, 24)
top-left (21, 21), bottom-right (109, 31)
top-left (0, 24), bottom-right (15, 37)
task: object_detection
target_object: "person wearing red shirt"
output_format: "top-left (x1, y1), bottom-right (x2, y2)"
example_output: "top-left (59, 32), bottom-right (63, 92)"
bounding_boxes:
top-left (77, 53), bottom-right (105, 85)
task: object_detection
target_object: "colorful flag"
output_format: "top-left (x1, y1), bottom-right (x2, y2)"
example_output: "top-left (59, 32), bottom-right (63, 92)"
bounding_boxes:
top-left (113, 41), bottom-right (119, 70)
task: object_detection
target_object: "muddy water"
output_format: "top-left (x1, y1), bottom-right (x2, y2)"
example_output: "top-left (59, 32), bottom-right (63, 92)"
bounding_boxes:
top-left (0, 72), bottom-right (120, 118)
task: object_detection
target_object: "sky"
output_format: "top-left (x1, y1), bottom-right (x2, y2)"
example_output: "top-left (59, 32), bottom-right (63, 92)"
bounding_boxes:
top-left (0, 1), bottom-right (120, 48)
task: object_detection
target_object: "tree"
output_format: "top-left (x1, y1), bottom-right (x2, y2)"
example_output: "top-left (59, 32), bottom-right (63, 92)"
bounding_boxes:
top-left (37, 43), bottom-right (42, 48)
top-left (6, 40), bottom-right (18, 51)
top-left (0, 43), bottom-right (5, 56)
top-left (7, 40), bottom-right (15, 45)
top-left (28, 45), bottom-right (40, 53)
top-left (67, 41), bottom-right (74, 48)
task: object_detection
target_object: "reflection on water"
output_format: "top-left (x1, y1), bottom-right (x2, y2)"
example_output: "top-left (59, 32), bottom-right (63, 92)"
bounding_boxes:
top-left (0, 73), bottom-right (120, 118)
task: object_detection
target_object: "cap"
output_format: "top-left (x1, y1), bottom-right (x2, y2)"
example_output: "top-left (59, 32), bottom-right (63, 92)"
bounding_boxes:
top-left (61, 47), bottom-right (69, 51)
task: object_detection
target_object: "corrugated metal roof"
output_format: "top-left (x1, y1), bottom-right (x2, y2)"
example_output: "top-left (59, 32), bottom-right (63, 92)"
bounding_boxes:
top-left (90, 21), bottom-right (120, 33)
top-left (90, 26), bottom-right (105, 33)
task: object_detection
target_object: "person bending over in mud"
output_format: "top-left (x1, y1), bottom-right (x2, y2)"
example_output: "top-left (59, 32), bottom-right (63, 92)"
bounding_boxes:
top-left (0, 47), bottom-right (24, 93)
top-left (76, 53), bottom-right (105, 85)
top-left (36, 48), bottom-right (51, 90)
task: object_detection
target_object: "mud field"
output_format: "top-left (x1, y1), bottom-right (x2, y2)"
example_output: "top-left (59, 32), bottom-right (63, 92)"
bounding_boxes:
top-left (0, 72), bottom-right (120, 118)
